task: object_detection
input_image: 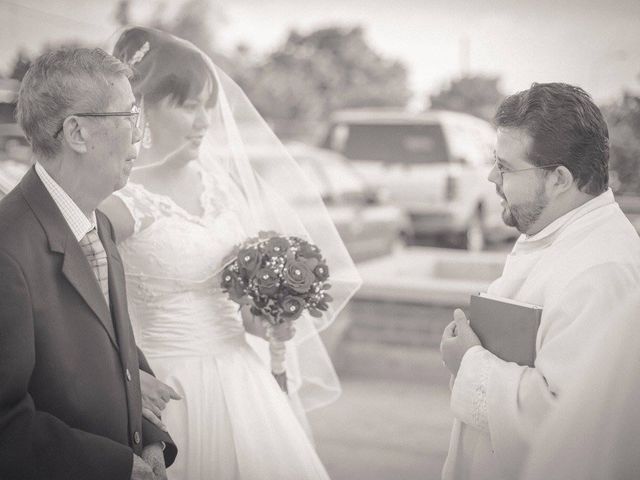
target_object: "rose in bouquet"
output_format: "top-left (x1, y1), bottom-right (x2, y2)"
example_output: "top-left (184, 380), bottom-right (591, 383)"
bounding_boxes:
top-left (221, 231), bottom-right (333, 392)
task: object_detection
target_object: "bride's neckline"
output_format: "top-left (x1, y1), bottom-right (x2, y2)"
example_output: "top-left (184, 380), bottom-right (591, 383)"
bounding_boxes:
top-left (130, 162), bottom-right (212, 222)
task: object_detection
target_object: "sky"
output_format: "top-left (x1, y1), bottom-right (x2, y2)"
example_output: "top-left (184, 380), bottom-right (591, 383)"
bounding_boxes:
top-left (1, 0), bottom-right (639, 105)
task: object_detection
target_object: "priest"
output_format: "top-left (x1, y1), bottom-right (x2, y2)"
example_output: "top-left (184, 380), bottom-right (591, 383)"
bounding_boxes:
top-left (440, 82), bottom-right (640, 480)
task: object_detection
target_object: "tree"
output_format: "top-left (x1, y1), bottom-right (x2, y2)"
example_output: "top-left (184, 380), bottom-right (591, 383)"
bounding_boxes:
top-left (237, 26), bottom-right (411, 139)
top-left (429, 75), bottom-right (504, 121)
top-left (7, 42), bottom-right (83, 82)
top-left (113, 0), bottom-right (130, 27)
top-left (602, 93), bottom-right (640, 194)
top-left (113, 0), bottom-right (230, 69)
top-left (8, 50), bottom-right (31, 81)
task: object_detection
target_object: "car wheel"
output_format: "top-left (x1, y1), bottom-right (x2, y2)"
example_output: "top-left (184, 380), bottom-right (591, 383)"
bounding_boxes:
top-left (465, 209), bottom-right (486, 252)
top-left (391, 230), bottom-right (410, 254)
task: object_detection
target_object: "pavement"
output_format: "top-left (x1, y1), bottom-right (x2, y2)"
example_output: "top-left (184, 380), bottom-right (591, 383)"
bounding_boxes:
top-left (306, 246), bottom-right (513, 480)
top-left (308, 377), bottom-right (452, 480)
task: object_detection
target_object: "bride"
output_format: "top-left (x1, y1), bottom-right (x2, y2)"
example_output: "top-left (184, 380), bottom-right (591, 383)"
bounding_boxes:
top-left (100, 26), bottom-right (361, 479)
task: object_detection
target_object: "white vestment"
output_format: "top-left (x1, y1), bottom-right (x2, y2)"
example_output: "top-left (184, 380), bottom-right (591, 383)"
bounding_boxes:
top-left (442, 189), bottom-right (640, 480)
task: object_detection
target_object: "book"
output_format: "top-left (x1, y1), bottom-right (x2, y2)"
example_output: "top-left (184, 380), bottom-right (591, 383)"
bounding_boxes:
top-left (469, 293), bottom-right (542, 367)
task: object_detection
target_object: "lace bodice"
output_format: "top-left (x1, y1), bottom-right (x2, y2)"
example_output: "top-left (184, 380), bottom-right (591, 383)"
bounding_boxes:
top-left (114, 162), bottom-right (249, 356)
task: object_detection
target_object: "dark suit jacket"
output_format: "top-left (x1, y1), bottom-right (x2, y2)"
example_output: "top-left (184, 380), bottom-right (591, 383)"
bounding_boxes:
top-left (0, 168), bottom-right (176, 480)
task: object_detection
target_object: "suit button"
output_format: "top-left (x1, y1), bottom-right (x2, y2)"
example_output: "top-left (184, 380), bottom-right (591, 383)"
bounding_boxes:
top-left (126, 369), bottom-right (132, 382)
top-left (134, 431), bottom-right (141, 444)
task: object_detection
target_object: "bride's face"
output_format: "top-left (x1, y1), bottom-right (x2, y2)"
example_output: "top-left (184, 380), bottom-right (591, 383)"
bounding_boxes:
top-left (146, 85), bottom-right (212, 165)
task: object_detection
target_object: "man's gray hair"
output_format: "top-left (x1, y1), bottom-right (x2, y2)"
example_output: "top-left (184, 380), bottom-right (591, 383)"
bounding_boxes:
top-left (17, 48), bottom-right (132, 158)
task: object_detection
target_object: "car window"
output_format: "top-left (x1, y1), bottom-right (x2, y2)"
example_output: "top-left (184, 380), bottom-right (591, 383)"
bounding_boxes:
top-left (0, 159), bottom-right (29, 195)
top-left (250, 154), bottom-right (327, 208)
top-left (444, 121), bottom-right (495, 166)
top-left (296, 158), bottom-right (329, 198)
top-left (0, 103), bottom-right (16, 124)
top-left (336, 123), bottom-right (449, 164)
top-left (307, 155), bottom-right (365, 195)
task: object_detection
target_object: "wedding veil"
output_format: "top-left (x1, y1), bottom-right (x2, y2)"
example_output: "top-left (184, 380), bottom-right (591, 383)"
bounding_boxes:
top-left (107, 26), bottom-right (362, 412)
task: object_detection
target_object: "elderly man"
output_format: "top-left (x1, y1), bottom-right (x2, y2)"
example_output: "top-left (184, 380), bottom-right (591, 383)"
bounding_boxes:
top-left (0, 48), bottom-right (175, 480)
top-left (440, 82), bottom-right (640, 480)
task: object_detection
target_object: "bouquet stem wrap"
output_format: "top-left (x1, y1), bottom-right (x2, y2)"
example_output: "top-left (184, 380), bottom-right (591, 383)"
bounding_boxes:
top-left (269, 335), bottom-right (288, 393)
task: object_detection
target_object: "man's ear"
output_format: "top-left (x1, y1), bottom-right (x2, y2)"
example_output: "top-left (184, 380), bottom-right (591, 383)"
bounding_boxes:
top-left (62, 116), bottom-right (88, 154)
top-left (550, 165), bottom-right (575, 194)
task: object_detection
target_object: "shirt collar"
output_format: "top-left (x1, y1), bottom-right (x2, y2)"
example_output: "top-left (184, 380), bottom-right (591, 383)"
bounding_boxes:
top-left (35, 162), bottom-right (97, 241)
top-left (514, 189), bottom-right (616, 252)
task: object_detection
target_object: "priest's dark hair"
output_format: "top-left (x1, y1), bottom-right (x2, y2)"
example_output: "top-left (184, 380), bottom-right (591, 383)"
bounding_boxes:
top-left (494, 82), bottom-right (609, 195)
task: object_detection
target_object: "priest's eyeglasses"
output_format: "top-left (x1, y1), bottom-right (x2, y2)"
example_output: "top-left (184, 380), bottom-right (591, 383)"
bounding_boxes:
top-left (493, 160), bottom-right (563, 181)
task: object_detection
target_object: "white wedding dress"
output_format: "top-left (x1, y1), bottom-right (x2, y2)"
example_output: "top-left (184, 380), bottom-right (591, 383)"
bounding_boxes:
top-left (114, 162), bottom-right (331, 480)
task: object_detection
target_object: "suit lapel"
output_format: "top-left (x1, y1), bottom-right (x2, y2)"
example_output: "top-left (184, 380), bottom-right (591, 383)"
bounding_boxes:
top-left (19, 168), bottom-right (119, 351)
top-left (97, 211), bottom-right (132, 354)
top-left (61, 240), bottom-right (118, 349)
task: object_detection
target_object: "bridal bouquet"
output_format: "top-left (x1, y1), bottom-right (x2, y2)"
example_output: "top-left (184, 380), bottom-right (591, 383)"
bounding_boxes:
top-left (221, 231), bottom-right (333, 393)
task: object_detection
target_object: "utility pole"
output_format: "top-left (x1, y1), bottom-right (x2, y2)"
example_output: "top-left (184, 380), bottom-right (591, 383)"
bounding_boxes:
top-left (459, 35), bottom-right (470, 77)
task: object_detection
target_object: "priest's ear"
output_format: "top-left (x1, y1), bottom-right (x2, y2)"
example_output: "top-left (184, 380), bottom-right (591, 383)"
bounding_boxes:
top-left (548, 165), bottom-right (575, 194)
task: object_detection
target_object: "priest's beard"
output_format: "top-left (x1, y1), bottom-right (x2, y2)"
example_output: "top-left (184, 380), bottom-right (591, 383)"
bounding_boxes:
top-left (500, 183), bottom-right (549, 234)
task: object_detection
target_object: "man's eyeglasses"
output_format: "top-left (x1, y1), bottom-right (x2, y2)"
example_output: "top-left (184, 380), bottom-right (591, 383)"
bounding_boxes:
top-left (53, 105), bottom-right (141, 138)
top-left (493, 160), bottom-right (563, 181)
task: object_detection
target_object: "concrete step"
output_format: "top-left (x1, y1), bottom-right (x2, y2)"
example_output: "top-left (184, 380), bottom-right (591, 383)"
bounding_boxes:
top-left (349, 301), bottom-right (454, 330)
top-left (346, 324), bottom-right (440, 348)
top-left (346, 298), bottom-right (460, 348)
top-left (335, 342), bottom-right (450, 386)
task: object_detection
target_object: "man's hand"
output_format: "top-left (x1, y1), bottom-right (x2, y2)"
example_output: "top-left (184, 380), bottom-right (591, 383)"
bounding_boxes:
top-left (140, 370), bottom-right (181, 432)
top-left (131, 454), bottom-right (154, 480)
top-left (141, 443), bottom-right (167, 480)
top-left (440, 309), bottom-right (481, 376)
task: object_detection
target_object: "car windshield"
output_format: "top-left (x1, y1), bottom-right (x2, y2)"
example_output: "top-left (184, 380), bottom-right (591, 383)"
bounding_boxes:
top-left (336, 123), bottom-right (449, 164)
top-left (297, 154), bottom-right (367, 204)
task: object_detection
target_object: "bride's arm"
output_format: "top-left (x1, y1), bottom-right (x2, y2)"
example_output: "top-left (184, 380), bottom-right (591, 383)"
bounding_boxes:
top-left (99, 195), bottom-right (136, 243)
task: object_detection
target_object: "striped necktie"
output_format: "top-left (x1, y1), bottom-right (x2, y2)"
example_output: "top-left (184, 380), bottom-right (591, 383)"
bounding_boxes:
top-left (79, 227), bottom-right (110, 309)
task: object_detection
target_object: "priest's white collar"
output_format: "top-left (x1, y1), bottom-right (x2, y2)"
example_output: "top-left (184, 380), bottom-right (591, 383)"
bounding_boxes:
top-left (514, 188), bottom-right (615, 252)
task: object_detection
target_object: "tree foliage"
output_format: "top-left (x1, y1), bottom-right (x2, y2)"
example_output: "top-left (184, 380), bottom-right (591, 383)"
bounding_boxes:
top-left (429, 75), bottom-right (504, 121)
top-left (7, 41), bottom-right (83, 82)
top-left (6, 4), bottom-right (410, 141)
top-left (602, 93), bottom-right (640, 194)
top-left (236, 26), bottom-right (411, 138)
top-left (114, 0), bottom-right (230, 69)
top-left (8, 50), bottom-right (31, 81)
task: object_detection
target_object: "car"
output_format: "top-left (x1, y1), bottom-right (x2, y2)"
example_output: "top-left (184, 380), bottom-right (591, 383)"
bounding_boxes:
top-left (0, 79), bottom-right (30, 197)
top-left (0, 156), bottom-right (29, 197)
top-left (321, 108), bottom-right (518, 250)
top-left (254, 142), bottom-right (412, 262)
top-left (617, 194), bottom-right (640, 235)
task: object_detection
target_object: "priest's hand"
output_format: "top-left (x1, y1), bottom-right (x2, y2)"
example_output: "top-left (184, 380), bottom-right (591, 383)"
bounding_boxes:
top-left (440, 309), bottom-right (481, 376)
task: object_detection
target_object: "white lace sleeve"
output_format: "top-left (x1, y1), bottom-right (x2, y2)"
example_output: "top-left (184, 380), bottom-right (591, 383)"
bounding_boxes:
top-left (450, 346), bottom-right (500, 433)
top-left (112, 182), bottom-right (158, 234)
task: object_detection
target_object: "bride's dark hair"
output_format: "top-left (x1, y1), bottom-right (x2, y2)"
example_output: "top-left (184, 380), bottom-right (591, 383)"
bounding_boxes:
top-left (112, 26), bottom-right (218, 108)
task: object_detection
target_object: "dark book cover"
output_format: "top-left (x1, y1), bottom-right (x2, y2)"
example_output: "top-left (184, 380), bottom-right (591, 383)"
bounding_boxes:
top-left (469, 293), bottom-right (542, 367)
